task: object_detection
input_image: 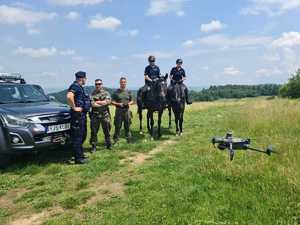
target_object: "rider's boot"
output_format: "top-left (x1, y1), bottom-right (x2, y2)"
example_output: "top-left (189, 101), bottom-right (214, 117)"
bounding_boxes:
top-left (185, 87), bottom-right (192, 105)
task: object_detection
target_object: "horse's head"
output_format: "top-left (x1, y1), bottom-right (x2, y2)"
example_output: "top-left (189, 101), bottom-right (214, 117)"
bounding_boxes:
top-left (153, 73), bottom-right (168, 101)
top-left (172, 83), bottom-right (186, 103)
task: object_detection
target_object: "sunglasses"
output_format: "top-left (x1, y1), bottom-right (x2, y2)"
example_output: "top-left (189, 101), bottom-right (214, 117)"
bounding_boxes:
top-left (95, 83), bottom-right (102, 86)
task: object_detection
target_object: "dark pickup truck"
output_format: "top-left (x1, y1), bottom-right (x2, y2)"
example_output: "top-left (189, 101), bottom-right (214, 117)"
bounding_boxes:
top-left (0, 74), bottom-right (71, 164)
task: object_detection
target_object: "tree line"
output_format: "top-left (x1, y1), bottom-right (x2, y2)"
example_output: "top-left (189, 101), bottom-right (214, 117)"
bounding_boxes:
top-left (190, 84), bottom-right (281, 102)
top-left (50, 84), bottom-right (283, 104)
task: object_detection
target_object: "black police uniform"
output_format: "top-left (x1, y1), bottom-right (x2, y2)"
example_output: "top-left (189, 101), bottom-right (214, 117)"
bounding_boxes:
top-left (170, 67), bottom-right (186, 84)
top-left (144, 65), bottom-right (161, 85)
top-left (68, 75), bottom-right (91, 163)
top-left (169, 67), bottom-right (191, 104)
top-left (138, 65), bottom-right (161, 103)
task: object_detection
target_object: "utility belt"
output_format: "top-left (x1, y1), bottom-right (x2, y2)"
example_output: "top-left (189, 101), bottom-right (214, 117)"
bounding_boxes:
top-left (116, 104), bottom-right (129, 111)
top-left (171, 79), bottom-right (183, 85)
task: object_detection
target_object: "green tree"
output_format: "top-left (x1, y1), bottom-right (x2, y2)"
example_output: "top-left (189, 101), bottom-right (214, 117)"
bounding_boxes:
top-left (279, 69), bottom-right (300, 98)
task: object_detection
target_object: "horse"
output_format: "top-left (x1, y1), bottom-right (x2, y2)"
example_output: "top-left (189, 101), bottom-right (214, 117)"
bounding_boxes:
top-left (167, 81), bottom-right (186, 136)
top-left (137, 74), bottom-right (168, 139)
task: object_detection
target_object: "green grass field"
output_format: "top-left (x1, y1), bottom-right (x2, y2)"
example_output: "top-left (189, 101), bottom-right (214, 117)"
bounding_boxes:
top-left (0, 98), bottom-right (299, 225)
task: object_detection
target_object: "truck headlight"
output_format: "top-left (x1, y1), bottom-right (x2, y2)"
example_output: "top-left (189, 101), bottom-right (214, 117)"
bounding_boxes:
top-left (3, 114), bottom-right (32, 128)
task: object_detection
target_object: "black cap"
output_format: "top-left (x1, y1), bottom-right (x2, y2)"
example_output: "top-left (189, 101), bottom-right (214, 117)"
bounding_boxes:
top-left (75, 71), bottom-right (86, 79)
top-left (148, 55), bottom-right (155, 62)
top-left (176, 59), bottom-right (183, 64)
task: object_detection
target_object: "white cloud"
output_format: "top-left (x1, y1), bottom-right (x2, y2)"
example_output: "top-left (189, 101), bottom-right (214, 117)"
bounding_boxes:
top-left (132, 51), bottom-right (175, 59)
top-left (184, 34), bottom-right (272, 49)
top-left (15, 47), bottom-right (57, 58)
top-left (14, 47), bottom-right (76, 58)
top-left (65, 11), bottom-right (80, 20)
top-left (272, 32), bottom-right (300, 48)
top-left (147, 0), bottom-right (186, 16)
top-left (59, 49), bottom-right (76, 56)
top-left (255, 68), bottom-right (282, 77)
top-left (88, 14), bottom-right (122, 30)
top-left (153, 34), bottom-right (161, 39)
top-left (200, 20), bottom-right (226, 33)
top-left (111, 56), bottom-right (120, 60)
top-left (241, 0), bottom-right (300, 16)
top-left (0, 5), bottom-right (56, 27)
top-left (182, 40), bottom-right (195, 48)
top-left (223, 66), bottom-right (241, 76)
top-left (27, 28), bottom-right (40, 35)
top-left (48, 0), bottom-right (111, 6)
top-left (128, 29), bottom-right (139, 37)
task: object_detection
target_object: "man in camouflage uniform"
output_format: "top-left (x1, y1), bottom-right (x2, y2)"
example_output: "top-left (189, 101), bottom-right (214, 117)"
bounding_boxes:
top-left (112, 77), bottom-right (134, 144)
top-left (90, 79), bottom-right (112, 151)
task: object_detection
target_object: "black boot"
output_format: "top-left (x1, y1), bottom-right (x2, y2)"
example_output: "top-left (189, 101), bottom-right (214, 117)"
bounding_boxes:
top-left (126, 132), bottom-right (132, 143)
top-left (75, 158), bottom-right (88, 164)
top-left (185, 88), bottom-right (192, 105)
top-left (91, 144), bottom-right (96, 153)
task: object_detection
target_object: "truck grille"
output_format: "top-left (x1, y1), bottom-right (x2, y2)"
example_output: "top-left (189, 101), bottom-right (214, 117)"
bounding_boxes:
top-left (28, 113), bottom-right (71, 125)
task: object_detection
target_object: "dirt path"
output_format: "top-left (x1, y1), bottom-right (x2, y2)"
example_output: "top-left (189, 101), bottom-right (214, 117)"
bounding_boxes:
top-left (4, 137), bottom-right (177, 225)
top-left (120, 139), bottom-right (176, 166)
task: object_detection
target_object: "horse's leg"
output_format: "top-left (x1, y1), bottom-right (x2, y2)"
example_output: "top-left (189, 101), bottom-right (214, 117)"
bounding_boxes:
top-left (150, 111), bottom-right (154, 139)
top-left (168, 106), bottom-right (172, 129)
top-left (158, 110), bottom-right (163, 138)
top-left (147, 110), bottom-right (151, 133)
top-left (179, 111), bottom-right (184, 135)
top-left (138, 107), bottom-right (143, 134)
top-left (173, 108), bottom-right (179, 136)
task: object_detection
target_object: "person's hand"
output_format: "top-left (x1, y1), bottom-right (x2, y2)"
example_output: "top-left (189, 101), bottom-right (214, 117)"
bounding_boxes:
top-left (119, 103), bottom-right (124, 107)
top-left (96, 100), bottom-right (106, 105)
top-left (73, 107), bottom-right (83, 112)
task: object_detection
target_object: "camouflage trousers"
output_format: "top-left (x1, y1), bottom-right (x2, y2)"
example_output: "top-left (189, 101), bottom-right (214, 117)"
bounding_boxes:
top-left (113, 108), bottom-right (132, 141)
top-left (89, 110), bottom-right (111, 146)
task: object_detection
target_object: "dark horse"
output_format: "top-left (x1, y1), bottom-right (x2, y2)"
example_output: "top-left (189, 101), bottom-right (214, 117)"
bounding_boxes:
top-left (167, 82), bottom-right (186, 136)
top-left (137, 74), bottom-right (168, 138)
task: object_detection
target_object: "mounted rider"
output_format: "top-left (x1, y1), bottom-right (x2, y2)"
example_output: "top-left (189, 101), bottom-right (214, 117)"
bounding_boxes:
top-left (168, 59), bottom-right (192, 105)
top-left (138, 56), bottom-right (161, 103)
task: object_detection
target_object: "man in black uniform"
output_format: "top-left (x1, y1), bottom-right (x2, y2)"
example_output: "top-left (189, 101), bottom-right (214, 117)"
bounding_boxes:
top-left (169, 59), bottom-right (192, 104)
top-left (66, 71), bottom-right (91, 164)
top-left (138, 55), bottom-right (161, 103)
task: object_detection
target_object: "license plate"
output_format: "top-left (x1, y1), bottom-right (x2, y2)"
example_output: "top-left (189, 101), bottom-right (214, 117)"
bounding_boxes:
top-left (47, 123), bottom-right (70, 134)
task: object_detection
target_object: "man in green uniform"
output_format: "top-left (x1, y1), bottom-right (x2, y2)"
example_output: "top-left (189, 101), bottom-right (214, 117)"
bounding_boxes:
top-left (112, 77), bottom-right (134, 144)
top-left (90, 79), bottom-right (112, 151)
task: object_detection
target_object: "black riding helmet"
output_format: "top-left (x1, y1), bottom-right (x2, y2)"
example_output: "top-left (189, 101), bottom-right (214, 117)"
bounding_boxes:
top-left (148, 55), bottom-right (156, 63)
top-left (176, 59), bottom-right (183, 64)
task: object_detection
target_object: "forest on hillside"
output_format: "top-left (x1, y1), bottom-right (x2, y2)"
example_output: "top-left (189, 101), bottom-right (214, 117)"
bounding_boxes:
top-left (50, 84), bottom-right (281, 104)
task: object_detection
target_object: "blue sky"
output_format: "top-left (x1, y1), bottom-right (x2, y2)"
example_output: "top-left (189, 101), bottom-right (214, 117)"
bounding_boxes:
top-left (0, 0), bottom-right (300, 89)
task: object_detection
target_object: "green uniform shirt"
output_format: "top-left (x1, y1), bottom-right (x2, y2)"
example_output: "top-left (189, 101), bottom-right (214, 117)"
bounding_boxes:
top-left (112, 89), bottom-right (132, 107)
top-left (90, 88), bottom-right (111, 113)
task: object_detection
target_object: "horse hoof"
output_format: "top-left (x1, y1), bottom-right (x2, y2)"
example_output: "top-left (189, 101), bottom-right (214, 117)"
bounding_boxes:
top-left (151, 137), bottom-right (154, 141)
top-left (180, 133), bottom-right (183, 136)
top-left (139, 131), bottom-right (143, 135)
top-left (175, 133), bottom-right (179, 137)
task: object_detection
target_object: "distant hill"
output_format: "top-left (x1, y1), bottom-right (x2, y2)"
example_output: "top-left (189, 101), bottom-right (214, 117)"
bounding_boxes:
top-left (49, 86), bottom-right (137, 104)
top-left (50, 84), bottom-right (281, 104)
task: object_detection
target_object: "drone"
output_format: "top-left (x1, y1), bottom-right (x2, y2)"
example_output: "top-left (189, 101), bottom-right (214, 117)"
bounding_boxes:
top-left (212, 132), bottom-right (277, 161)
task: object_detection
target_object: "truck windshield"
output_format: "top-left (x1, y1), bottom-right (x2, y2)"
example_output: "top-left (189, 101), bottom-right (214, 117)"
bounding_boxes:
top-left (0, 84), bottom-right (49, 104)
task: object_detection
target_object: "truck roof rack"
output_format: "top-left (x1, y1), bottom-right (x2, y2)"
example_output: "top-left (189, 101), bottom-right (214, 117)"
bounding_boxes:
top-left (0, 73), bottom-right (26, 84)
